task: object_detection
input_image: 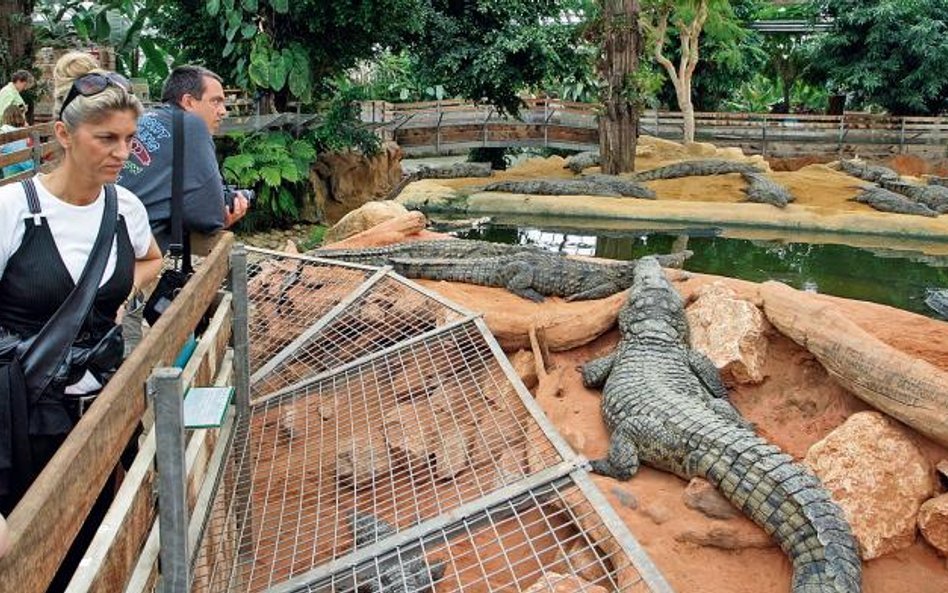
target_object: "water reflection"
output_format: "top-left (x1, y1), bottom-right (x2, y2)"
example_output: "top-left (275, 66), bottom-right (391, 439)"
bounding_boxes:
top-left (448, 223), bottom-right (948, 319)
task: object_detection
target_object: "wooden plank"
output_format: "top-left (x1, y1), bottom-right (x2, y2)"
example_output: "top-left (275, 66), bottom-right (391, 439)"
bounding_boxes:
top-left (65, 293), bottom-right (234, 593)
top-left (0, 233), bottom-right (235, 593)
top-left (0, 123), bottom-right (52, 144)
top-left (0, 146), bottom-right (33, 169)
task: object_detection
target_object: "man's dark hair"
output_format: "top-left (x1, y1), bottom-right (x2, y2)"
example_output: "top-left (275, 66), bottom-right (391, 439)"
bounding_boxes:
top-left (11, 70), bottom-right (33, 84)
top-left (160, 65), bottom-right (223, 107)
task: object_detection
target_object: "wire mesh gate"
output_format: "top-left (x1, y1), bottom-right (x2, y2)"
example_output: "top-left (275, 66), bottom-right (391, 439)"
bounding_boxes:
top-left (188, 247), bottom-right (671, 593)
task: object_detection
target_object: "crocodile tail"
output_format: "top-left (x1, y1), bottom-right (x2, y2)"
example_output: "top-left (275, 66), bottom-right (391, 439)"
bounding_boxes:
top-left (697, 435), bottom-right (862, 593)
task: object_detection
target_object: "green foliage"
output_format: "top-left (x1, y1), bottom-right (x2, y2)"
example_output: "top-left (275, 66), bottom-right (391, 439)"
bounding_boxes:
top-left (347, 50), bottom-right (446, 103)
top-left (221, 131), bottom-right (317, 223)
top-left (722, 73), bottom-right (780, 112)
top-left (804, 0), bottom-right (948, 115)
top-left (311, 85), bottom-right (381, 156)
top-left (301, 225), bottom-right (328, 251)
top-left (411, 1), bottom-right (587, 114)
top-left (646, 0), bottom-right (768, 111)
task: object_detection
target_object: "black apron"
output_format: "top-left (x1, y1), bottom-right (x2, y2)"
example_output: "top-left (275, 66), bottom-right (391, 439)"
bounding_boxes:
top-left (0, 186), bottom-right (133, 508)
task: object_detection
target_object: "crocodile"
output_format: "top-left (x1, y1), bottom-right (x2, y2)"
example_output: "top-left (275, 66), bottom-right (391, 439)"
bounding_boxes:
top-left (412, 161), bottom-right (493, 179)
top-left (579, 174), bottom-right (658, 199)
top-left (851, 186), bottom-right (938, 217)
top-left (309, 239), bottom-right (545, 266)
top-left (631, 159), bottom-right (763, 181)
top-left (581, 257), bottom-right (862, 593)
top-left (929, 176), bottom-right (948, 188)
top-left (741, 172), bottom-right (795, 208)
top-left (879, 179), bottom-right (948, 214)
top-left (926, 289), bottom-right (948, 318)
top-left (837, 159), bottom-right (899, 183)
top-left (483, 177), bottom-right (655, 199)
top-left (342, 510), bottom-right (445, 593)
top-left (389, 250), bottom-right (692, 302)
top-left (564, 151), bottom-right (600, 174)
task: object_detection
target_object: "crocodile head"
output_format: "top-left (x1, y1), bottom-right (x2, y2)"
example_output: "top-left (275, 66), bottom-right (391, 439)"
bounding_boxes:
top-left (617, 257), bottom-right (689, 344)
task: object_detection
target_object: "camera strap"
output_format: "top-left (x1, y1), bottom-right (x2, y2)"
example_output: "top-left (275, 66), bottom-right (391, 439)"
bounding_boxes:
top-left (169, 107), bottom-right (192, 275)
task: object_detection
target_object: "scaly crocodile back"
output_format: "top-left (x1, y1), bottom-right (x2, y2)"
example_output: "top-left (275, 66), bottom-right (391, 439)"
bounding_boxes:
top-left (595, 258), bottom-right (861, 593)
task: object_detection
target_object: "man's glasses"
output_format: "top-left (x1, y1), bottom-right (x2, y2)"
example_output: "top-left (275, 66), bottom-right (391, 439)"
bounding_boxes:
top-left (57, 72), bottom-right (132, 121)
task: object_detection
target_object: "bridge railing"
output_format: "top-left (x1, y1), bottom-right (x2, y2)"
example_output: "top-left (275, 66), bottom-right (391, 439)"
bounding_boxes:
top-left (360, 99), bottom-right (948, 158)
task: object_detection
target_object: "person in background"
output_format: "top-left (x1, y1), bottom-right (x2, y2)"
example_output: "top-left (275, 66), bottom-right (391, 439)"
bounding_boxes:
top-left (0, 70), bottom-right (34, 117)
top-left (117, 65), bottom-right (249, 254)
top-left (0, 105), bottom-right (35, 178)
top-left (0, 51), bottom-right (161, 513)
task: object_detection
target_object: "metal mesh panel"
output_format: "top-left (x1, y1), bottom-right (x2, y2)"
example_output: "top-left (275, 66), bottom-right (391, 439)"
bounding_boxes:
top-left (193, 321), bottom-right (566, 593)
top-left (251, 273), bottom-right (470, 401)
top-left (304, 478), bottom-right (648, 593)
top-left (246, 249), bottom-right (372, 372)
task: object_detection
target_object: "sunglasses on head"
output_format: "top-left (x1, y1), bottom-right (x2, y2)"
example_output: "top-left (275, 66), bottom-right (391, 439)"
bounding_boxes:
top-left (57, 72), bottom-right (132, 121)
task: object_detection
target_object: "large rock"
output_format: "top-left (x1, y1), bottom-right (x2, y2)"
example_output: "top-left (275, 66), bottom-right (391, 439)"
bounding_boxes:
top-left (310, 141), bottom-right (404, 225)
top-left (323, 201), bottom-right (410, 244)
top-left (805, 411), bottom-right (934, 559)
top-left (686, 282), bottom-right (769, 384)
top-left (918, 494), bottom-right (948, 556)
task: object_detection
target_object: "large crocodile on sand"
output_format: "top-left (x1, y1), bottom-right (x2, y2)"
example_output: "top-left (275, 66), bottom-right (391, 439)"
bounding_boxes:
top-left (631, 159), bottom-right (763, 181)
top-left (482, 178), bottom-right (654, 198)
top-left (581, 257), bottom-right (862, 593)
top-left (852, 186), bottom-right (938, 217)
top-left (339, 510), bottom-right (444, 593)
top-left (741, 171), bottom-right (795, 208)
top-left (879, 179), bottom-right (948, 214)
top-left (837, 159), bottom-right (898, 183)
top-left (390, 250), bottom-right (692, 302)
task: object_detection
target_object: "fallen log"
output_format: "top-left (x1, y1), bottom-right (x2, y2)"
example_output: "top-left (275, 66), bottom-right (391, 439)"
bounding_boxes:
top-left (759, 280), bottom-right (948, 447)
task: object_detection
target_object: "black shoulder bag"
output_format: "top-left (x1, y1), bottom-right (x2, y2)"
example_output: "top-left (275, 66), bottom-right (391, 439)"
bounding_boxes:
top-left (143, 108), bottom-right (192, 326)
top-left (0, 179), bottom-right (118, 500)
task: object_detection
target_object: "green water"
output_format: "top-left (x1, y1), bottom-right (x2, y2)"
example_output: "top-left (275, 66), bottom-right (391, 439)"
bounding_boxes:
top-left (448, 223), bottom-right (948, 318)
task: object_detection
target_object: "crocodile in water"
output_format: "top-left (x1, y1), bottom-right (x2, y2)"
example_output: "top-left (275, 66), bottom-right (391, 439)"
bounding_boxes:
top-left (341, 510), bottom-right (445, 593)
top-left (581, 257), bottom-right (862, 593)
top-left (879, 179), bottom-right (948, 214)
top-left (390, 250), bottom-right (692, 302)
top-left (741, 172), bottom-right (795, 208)
top-left (852, 186), bottom-right (938, 217)
top-left (631, 159), bottom-right (763, 181)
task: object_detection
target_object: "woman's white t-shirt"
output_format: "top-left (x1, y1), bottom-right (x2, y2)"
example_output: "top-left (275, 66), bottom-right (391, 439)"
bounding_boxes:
top-left (0, 175), bottom-right (152, 282)
top-left (0, 176), bottom-right (153, 393)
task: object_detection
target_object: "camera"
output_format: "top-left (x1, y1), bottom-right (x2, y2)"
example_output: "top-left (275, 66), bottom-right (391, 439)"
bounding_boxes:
top-left (223, 185), bottom-right (255, 210)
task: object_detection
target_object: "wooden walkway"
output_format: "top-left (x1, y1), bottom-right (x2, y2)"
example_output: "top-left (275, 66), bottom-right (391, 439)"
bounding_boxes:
top-left (362, 99), bottom-right (948, 159)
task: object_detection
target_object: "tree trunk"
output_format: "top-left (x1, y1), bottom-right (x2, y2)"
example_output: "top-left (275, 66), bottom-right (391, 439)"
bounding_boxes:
top-left (0, 0), bottom-right (35, 77)
top-left (680, 90), bottom-right (696, 144)
top-left (598, 0), bottom-right (640, 175)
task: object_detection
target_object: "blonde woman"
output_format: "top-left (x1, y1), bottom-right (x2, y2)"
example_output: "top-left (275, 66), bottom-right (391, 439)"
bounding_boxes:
top-left (0, 52), bottom-right (161, 511)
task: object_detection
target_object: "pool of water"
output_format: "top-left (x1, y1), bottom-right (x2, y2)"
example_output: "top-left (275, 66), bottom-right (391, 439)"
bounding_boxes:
top-left (446, 221), bottom-right (948, 319)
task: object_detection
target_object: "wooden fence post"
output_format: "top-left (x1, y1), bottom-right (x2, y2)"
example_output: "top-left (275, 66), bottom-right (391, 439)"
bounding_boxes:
top-left (899, 117), bottom-right (906, 154)
top-left (761, 115), bottom-right (768, 158)
top-left (30, 130), bottom-right (42, 171)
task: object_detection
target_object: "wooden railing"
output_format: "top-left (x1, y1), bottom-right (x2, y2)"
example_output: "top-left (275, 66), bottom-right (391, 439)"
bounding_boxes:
top-left (0, 123), bottom-right (57, 186)
top-left (0, 234), bottom-right (238, 593)
top-left (360, 99), bottom-right (948, 158)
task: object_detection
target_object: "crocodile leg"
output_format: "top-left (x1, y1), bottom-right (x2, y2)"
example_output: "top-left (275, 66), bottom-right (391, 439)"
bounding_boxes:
top-left (564, 281), bottom-right (623, 302)
top-left (687, 349), bottom-right (729, 398)
top-left (581, 351), bottom-right (617, 388)
top-left (590, 423), bottom-right (640, 480)
top-left (499, 261), bottom-right (546, 302)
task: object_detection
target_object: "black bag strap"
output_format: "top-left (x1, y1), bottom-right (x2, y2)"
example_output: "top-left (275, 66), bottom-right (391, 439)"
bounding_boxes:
top-left (169, 108), bottom-right (192, 275)
top-left (18, 180), bottom-right (119, 400)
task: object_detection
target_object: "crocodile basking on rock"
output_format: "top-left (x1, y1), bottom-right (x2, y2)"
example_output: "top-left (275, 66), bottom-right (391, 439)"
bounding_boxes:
top-left (310, 239), bottom-right (545, 266)
top-left (341, 510), bottom-right (444, 593)
top-left (852, 186), bottom-right (938, 217)
top-left (631, 159), bottom-right (763, 181)
top-left (483, 177), bottom-right (656, 199)
top-left (879, 179), bottom-right (948, 214)
top-left (581, 257), bottom-right (862, 593)
top-left (741, 172), bottom-right (795, 208)
top-left (390, 250), bottom-right (692, 302)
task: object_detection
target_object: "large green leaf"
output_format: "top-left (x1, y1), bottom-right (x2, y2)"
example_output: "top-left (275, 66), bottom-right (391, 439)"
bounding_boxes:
top-left (140, 38), bottom-right (170, 80)
top-left (269, 51), bottom-right (289, 91)
top-left (242, 0), bottom-right (258, 11)
top-left (248, 40), bottom-right (271, 87)
top-left (260, 166), bottom-right (283, 187)
top-left (287, 50), bottom-right (312, 102)
top-left (206, 0), bottom-right (221, 16)
top-left (269, 0), bottom-right (289, 14)
top-left (280, 162), bottom-right (301, 182)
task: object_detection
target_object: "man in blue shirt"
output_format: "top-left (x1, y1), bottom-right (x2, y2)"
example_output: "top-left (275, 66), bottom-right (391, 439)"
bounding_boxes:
top-left (118, 65), bottom-right (249, 253)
